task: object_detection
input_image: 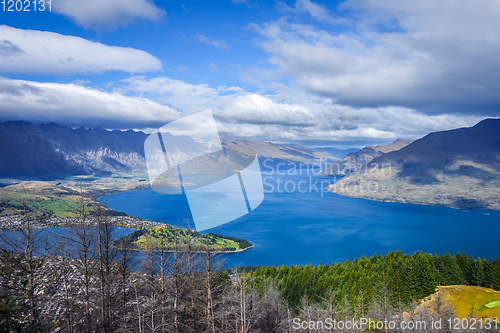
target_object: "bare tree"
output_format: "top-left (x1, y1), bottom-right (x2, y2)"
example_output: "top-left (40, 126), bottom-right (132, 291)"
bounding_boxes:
top-left (200, 241), bottom-right (227, 333)
top-left (64, 187), bottom-right (97, 333)
top-left (115, 237), bottom-right (137, 329)
top-left (0, 194), bottom-right (53, 332)
top-left (58, 255), bottom-right (77, 333)
top-left (95, 205), bottom-right (119, 333)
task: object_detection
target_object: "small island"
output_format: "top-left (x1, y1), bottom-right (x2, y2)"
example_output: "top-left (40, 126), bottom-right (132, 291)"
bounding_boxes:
top-left (115, 225), bottom-right (253, 253)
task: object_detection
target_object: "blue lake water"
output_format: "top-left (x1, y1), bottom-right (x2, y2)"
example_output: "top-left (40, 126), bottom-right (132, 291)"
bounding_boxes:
top-left (102, 171), bottom-right (500, 267)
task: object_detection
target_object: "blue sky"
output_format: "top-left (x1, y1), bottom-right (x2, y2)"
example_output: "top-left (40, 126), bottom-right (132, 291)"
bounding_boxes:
top-left (1, 0), bottom-right (499, 147)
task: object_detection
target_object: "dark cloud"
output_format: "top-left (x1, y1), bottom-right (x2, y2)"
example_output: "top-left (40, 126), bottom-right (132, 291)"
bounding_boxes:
top-left (0, 81), bottom-right (43, 96)
top-left (0, 40), bottom-right (24, 57)
top-left (251, 0), bottom-right (500, 116)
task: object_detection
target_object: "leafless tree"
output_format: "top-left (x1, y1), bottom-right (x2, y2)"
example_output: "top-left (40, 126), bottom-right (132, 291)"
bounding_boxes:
top-left (95, 205), bottom-right (119, 333)
top-left (0, 194), bottom-right (53, 332)
top-left (63, 187), bottom-right (97, 333)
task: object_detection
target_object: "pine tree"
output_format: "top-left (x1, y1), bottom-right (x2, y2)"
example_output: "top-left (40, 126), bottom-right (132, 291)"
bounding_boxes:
top-left (455, 252), bottom-right (469, 283)
top-left (402, 260), bottom-right (418, 303)
top-left (415, 254), bottom-right (437, 299)
top-left (494, 257), bottom-right (500, 291)
top-left (466, 256), bottom-right (484, 286)
top-left (483, 258), bottom-right (496, 289)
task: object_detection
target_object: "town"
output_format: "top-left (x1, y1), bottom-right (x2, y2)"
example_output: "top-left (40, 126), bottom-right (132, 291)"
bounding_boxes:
top-left (0, 214), bottom-right (172, 230)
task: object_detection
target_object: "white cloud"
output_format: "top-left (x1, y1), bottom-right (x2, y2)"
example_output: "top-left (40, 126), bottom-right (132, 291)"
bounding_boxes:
top-left (197, 34), bottom-right (230, 50)
top-left (52, 0), bottom-right (165, 30)
top-left (0, 25), bottom-right (162, 75)
top-left (118, 75), bottom-right (483, 143)
top-left (220, 94), bottom-right (316, 126)
top-left (176, 65), bottom-right (190, 74)
top-left (208, 62), bottom-right (219, 73)
top-left (71, 79), bottom-right (92, 86)
top-left (215, 92), bottom-right (483, 143)
top-left (0, 74), bottom-right (485, 145)
top-left (277, 0), bottom-right (350, 25)
top-left (294, 0), bottom-right (347, 24)
top-left (121, 76), bottom-right (238, 113)
top-left (0, 78), bottom-right (182, 128)
top-left (249, 0), bottom-right (500, 115)
top-left (214, 107), bottom-right (483, 145)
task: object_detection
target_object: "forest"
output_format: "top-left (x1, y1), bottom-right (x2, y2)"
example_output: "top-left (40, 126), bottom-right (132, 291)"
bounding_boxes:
top-left (251, 250), bottom-right (500, 312)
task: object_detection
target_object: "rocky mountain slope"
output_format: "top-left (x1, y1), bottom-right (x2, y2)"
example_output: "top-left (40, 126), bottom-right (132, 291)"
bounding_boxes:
top-left (0, 121), bottom-right (147, 177)
top-left (316, 139), bottom-right (413, 175)
top-left (0, 121), bottom-right (339, 178)
top-left (327, 119), bottom-right (500, 210)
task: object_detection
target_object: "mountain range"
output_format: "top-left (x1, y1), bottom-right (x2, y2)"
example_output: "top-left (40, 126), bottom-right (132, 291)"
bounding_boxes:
top-left (0, 121), bottom-right (147, 178)
top-left (327, 119), bottom-right (500, 210)
top-left (0, 121), bottom-right (341, 179)
top-left (2, 119), bottom-right (499, 209)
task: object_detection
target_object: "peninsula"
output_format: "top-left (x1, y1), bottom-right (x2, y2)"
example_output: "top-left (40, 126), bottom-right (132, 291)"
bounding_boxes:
top-left (115, 226), bottom-right (253, 253)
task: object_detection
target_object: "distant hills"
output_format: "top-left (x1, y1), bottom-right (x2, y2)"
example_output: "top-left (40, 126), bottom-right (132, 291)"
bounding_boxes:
top-left (314, 147), bottom-right (359, 159)
top-left (317, 139), bottom-right (413, 176)
top-left (0, 121), bottom-right (341, 178)
top-left (222, 140), bottom-right (339, 172)
top-left (328, 119), bottom-right (500, 210)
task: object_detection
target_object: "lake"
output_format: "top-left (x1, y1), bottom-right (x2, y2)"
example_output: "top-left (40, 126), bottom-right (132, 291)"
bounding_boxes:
top-left (102, 170), bottom-right (500, 267)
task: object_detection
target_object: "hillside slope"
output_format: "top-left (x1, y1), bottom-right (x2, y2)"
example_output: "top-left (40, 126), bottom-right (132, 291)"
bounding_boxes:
top-left (418, 286), bottom-right (500, 320)
top-left (327, 119), bottom-right (500, 209)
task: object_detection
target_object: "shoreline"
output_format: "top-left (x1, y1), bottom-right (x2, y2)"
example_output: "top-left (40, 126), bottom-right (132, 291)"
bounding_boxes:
top-left (327, 190), bottom-right (500, 211)
top-left (1, 216), bottom-right (255, 255)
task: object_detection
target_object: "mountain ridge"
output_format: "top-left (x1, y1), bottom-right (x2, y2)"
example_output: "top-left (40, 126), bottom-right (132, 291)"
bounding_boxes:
top-left (0, 121), bottom-right (147, 177)
top-left (316, 138), bottom-right (413, 176)
top-left (0, 121), bottom-right (340, 178)
top-left (327, 118), bottom-right (500, 210)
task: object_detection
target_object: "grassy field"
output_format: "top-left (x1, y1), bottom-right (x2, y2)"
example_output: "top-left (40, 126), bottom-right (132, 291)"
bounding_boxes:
top-left (0, 185), bottom-right (86, 217)
top-left (419, 286), bottom-right (500, 320)
top-left (0, 174), bottom-right (153, 217)
top-left (0, 173), bottom-right (192, 218)
top-left (55, 173), bottom-right (151, 198)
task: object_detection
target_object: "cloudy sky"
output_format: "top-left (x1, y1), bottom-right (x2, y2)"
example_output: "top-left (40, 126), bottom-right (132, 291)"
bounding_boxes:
top-left (0, 0), bottom-right (498, 147)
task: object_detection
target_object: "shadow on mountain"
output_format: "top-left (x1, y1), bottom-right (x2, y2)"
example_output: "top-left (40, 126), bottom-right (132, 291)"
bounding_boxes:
top-left (397, 163), bottom-right (441, 185)
top-left (452, 198), bottom-right (489, 210)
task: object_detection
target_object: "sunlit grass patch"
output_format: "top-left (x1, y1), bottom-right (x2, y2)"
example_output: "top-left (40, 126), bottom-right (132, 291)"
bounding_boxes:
top-left (485, 301), bottom-right (500, 309)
